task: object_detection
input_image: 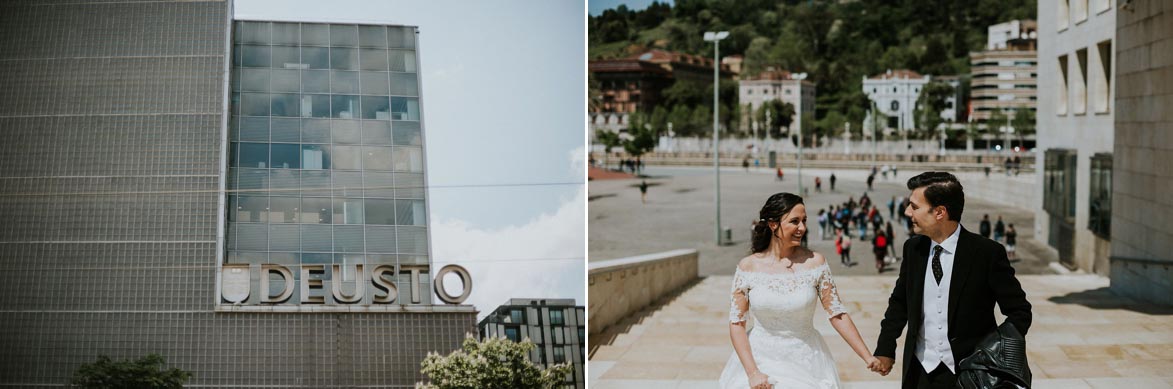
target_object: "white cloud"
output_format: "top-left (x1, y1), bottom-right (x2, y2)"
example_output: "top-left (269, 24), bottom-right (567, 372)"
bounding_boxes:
top-left (430, 185), bottom-right (585, 319)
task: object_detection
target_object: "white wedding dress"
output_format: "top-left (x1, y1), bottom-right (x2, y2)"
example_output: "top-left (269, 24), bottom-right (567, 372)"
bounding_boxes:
top-left (718, 262), bottom-right (847, 389)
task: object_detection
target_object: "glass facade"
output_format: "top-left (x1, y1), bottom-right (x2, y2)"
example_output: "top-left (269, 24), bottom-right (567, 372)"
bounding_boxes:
top-left (227, 21), bottom-right (431, 305)
top-left (0, 2), bottom-right (474, 387)
top-left (479, 299), bottom-right (587, 389)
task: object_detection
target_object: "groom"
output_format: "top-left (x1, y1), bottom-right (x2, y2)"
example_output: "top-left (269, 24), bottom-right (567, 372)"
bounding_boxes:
top-left (871, 172), bottom-right (1031, 388)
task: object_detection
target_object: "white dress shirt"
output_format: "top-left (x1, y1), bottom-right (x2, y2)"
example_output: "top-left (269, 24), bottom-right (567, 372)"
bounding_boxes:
top-left (916, 224), bottom-right (962, 373)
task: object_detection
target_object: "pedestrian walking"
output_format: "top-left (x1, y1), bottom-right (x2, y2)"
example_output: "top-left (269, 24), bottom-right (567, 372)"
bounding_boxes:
top-left (867, 173), bottom-right (875, 191)
top-left (639, 180), bottom-right (648, 204)
top-left (873, 230), bottom-right (889, 273)
top-left (1006, 224), bottom-right (1018, 261)
top-left (994, 215), bottom-right (1005, 242)
top-left (830, 173), bottom-right (837, 191)
top-left (979, 214), bottom-right (992, 238)
top-left (815, 176), bottom-right (822, 192)
top-left (776, 167), bottom-right (784, 181)
top-left (817, 209), bottom-right (828, 240)
top-left (885, 221), bottom-right (897, 257)
top-left (887, 196), bottom-right (896, 219)
top-left (836, 229), bottom-right (853, 266)
top-left (743, 158), bottom-right (750, 172)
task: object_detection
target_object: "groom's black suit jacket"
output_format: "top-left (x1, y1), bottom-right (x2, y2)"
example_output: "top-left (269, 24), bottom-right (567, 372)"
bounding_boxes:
top-left (874, 226), bottom-right (1031, 388)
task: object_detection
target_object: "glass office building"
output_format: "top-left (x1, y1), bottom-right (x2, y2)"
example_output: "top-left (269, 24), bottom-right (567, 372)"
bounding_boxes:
top-left (0, 1), bottom-right (475, 387)
top-left (479, 299), bottom-right (587, 389)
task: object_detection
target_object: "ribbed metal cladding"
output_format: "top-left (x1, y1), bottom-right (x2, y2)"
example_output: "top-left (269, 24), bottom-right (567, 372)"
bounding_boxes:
top-left (0, 1), bottom-right (475, 387)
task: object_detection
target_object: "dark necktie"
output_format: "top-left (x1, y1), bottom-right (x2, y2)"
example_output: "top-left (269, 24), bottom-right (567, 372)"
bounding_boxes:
top-left (931, 245), bottom-right (944, 285)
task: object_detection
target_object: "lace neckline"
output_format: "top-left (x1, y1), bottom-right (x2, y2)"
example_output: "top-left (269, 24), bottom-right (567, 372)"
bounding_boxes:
top-left (736, 262), bottom-right (828, 276)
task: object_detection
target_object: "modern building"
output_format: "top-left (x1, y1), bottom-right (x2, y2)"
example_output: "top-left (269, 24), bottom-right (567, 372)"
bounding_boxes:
top-left (1035, 0), bottom-right (1114, 274)
top-left (0, 1), bottom-right (476, 387)
top-left (479, 299), bottom-right (586, 389)
top-left (738, 68), bottom-right (816, 135)
top-left (588, 49), bottom-right (732, 134)
top-left (969, 20), bottom-right (1039, 122)
top-left (1110, 0), bottom-right (1173, 305)
top-left (863, 69), bottom-right (931, 134)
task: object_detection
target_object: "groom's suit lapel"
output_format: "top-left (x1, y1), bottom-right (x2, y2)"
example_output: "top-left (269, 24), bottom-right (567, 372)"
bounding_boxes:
top-left (948, 228), bottom-right (975, 328)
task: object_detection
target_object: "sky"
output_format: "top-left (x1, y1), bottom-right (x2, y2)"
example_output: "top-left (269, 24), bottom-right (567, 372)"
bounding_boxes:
top-left (235, 0), bottom-right (586, 319)
top-left (588, 0), bottom-right (672, 16)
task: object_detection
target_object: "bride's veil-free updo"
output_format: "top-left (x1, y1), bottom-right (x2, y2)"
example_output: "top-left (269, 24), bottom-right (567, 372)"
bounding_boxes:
top-left (751, 192), bottom-right (804, 254)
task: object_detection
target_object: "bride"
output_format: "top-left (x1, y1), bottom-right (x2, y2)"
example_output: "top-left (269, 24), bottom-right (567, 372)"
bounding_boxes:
top-left (719, 193), bottom-right (881, 389)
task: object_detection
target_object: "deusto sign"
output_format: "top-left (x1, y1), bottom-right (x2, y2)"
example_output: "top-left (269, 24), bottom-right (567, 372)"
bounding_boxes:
top-left (219, 263), bottom-right (472, 307)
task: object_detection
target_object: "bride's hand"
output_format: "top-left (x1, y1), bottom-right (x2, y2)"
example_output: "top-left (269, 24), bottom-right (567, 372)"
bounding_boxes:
top-left (865, 356), bottom-right (881, 373)
top-left (748, 370), bottom-right (772, 389)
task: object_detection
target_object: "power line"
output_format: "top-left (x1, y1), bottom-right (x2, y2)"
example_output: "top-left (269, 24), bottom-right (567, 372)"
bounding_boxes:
top-left (10, 256), bottom-right (585, 271)
top-left (0, 181), bottom-right (584, 197)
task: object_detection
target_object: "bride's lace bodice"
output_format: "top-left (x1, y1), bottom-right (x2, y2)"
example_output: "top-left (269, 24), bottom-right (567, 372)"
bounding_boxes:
top-left (719, 260), bottom-right (848, 388)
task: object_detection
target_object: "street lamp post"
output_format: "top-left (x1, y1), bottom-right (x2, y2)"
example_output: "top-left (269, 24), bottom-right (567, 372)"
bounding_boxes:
top-left (793, 72), bottom-right (807, 196)
top-left (704, 31), bottom-right (728, 245)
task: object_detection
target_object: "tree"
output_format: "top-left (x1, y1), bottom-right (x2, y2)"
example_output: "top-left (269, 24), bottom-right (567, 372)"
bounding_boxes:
top-left (1011, 107), bottom-right (1036, 148)
top-left (756, 100), bottom-right (795, 139)
top-left (71, 354), bottom-right (191, 389)
top-left (913, 81), bottom-right (955, 137)
top-left (595, 128), bottom-right (621, 169)
top-left (623, 113), bottom-right (658, 158)
top-left (417, 335), bottom-right (572, 389)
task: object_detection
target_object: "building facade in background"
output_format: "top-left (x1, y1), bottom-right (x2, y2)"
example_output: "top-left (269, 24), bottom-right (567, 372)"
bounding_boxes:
top-left (0, 1), bottom-right (475, 387)
top-left (1111, 0), bottom-right (1173, 305)
top-left (737, 68), bottom-right (816, 135)
top-left (479, 299), bottom-right (586, 389)
top-left (1035, 0), bottom-right (1114, 275)
top-left (588, 49), bottom-right (732, 135)
top-left (863, 69), bottom-right (930, 134)
top-left (969, 20), bottom-right (1038, 123)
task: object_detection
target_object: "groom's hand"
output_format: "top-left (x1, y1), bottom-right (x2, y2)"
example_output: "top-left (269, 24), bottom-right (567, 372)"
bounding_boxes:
top-left (872, 356), bottom-right (894, 376)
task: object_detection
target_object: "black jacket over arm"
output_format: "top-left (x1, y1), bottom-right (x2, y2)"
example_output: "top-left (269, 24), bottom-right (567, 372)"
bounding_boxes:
top-left (873, 227), bottom-right (1031, 387)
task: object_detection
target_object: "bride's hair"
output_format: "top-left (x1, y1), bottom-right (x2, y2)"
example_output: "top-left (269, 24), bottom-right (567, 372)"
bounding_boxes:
top-left (751, 192), bottom-right (804, 253)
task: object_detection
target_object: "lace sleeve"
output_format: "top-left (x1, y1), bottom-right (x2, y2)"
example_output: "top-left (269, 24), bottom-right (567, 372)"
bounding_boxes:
top-left (817, 264), bottom-right (848, 318)
top-left (729, 269), bottom-right (751, 323)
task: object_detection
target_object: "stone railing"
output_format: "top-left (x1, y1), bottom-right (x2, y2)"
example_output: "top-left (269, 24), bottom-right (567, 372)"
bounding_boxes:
top-left (587, 249), bottom-right (699, 336)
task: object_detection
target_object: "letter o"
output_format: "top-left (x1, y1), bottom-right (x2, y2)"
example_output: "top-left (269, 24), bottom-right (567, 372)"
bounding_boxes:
top-left (433, 265), bottom-right (472, 304)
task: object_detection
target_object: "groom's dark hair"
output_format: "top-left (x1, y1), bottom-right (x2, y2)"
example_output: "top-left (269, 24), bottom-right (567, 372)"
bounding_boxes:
top-left (907, 172), bottom-right (964, 222)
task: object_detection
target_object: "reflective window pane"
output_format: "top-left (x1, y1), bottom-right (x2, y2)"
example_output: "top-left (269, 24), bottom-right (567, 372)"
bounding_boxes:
top-left (302, 197), bottom-right (332, 224)
top-left (240, 117), bottom-right (269, 141)
top-left (331, 70), bottom-right (359, 93)
top-left (271, 118), bottom-right (300, 142)
top-left (301, 94), bottom-right (330, 118)
top-left (362, 120), bottom-right (392, 145)
top-left (301, 23), bottom-right (329, 46)
top-left (361, 96), bottom-right (390, 119)
top-left (392, 120), bottom-right (422, 145)
top-left (393, 147), bottom-right (423, 172)
top-left (302, 145), bottom-right (330, 169)
top-left (330, 47), bottom-right (358, 70)
top-left (396, 200), bottom-right (426, 225)
top-left (243, 22), bottom-right (271, 44)
top-left (363, 146), bottom-right (393, 171)
top-left (390, 73), bottom-right (418, 96)
top-left (270, 197), bottom-right (300, 223)
top-left (236, 195), bottom-right (269, 222)
top-left (360, 71), bottom-right (389, 95)
top-left (271, 143), bottom-right (301, 169)
top-left (331, 24), bottom-right (358, 46)
top-left (272, 23), bottom-right (299, 45)
top-left (389, 50), bottom-right (416, 72)
top-left (390, 97), bottom-right (420, 120)
top-left (239, 143), bottom-right (269, 168)
top-left (270, 69), bottom-right (299, 92)
top-left (331, 95), bottom-right (359, 118)
top-left (271, 46), bottom-right (301, 69)
top-left (302, 70), bottom-right (329, 93)
top-left (359, 48), bottom-right (388, 71)
top-left (241, 45), bottom-right (271, 67)
top-left (359, 25), bottom-right (387, 47)
top-left (365, 199), bottom-right (395, 225)
top-left (332, 120), bottom-right (361, 144)
top-left (333, 199), bottom-right (365, 224)
top-left (241, 68), bottom-right (269, 91)
top-left (241, 93), bottom-right (270, 116)
top-left (388, 26), bottom-right (415, 49)
top-left (331, 145), bottom-right (362, 170)
top-left (270, 93), bottom-right (301, 117)
top-left (302, 47), bottom-right (330, 69)
top-left (302, 119), bottom-right (331, 143)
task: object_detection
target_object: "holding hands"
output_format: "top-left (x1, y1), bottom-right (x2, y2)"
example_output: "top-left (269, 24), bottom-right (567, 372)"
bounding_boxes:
top-left (868, 356), bottom-right (894, 376)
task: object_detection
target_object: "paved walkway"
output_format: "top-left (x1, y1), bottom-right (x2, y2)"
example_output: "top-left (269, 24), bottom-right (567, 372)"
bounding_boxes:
top-left (588, 274), bottom-right (1173, 389)
top-left (589, 166), bottom-right (1054, 276)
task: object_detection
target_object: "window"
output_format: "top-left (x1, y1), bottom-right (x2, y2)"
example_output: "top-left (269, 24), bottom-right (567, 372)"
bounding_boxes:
top-left (396, 200), bottom-right (425, 226)
top-left (330, 24), bottom-right (358, 46)
top-left (550, 309), bottom-right (564, 325)
top-left (510, 309), bottom-right (524, 324)
top-left (330, 145), bottom-right (361, 170)
top-left (1073, 0), bottom-right (1088, 23)
top-left (361, 96), bottom-right (391, 119)
top-left (392, 147), bottom-right (423, 172)
top-left (301, 197), bottom-right (332, 224)
top-left (238, 143), bottom-right (269, 168)
top-left (302, 47), bottom-right (329, 69)
top-left (1058, 56), bottom-right (1069, 115)
top-left (331, 95), bottom-right (359, 118)
top-left (359, 25), bottom-right (387, 48)
top-left (362, 146), bottom-right (393, 170)
top-left (301, 94), bottom-right (330, 118)
top-left (1093, 40), bottom-right (1111, 113)
top-left (270, 197), bottom-right (300, 223)
top-left (364, 199), bottom-right (395, 225)
top-left (332, 198), bottom-right (364, 224)
top-left (235, 196), bottom-right (268, 222)
top-left (1058, 0), bottom-right (1070, 30)
top-left (271, 46), bottom-right (300, 69)
top-left (270, 143), bottom-right (300, 168)
top-left (389, 50), bottom-right (416, 72)
top-left (393, 121), bottom-right (421, 145)
top-left (1044, 149), bottom-right (1077, 222)
top-left (1095, 0), bottom-right (1111, 14)
top-left (301, 24), bottom-right (329, 46)
top-left (1073, 49), bottom-right (1088, 114)
top-left (391, 97), bottom-right (420, 120)
top-left (553, 347), bottom-right (566, 363)
top-left (241, 45), bottom-right (270, 67)
top-left (504, 327), bottom-right (520, 342)
top-left (331, 71), bottom-right (359, 94)
top-left (390, 73), bottom-right (418, 96)
top-left (1089, 154), bottom-right (1112, 238)
top-left (301, 145), bottom-right (329, 169)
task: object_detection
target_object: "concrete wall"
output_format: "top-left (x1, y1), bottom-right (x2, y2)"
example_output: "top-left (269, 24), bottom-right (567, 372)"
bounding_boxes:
top-left (1110, 0), bottom-right (1173, 305)
top-left (587, 249), bottom-right (698, 336)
